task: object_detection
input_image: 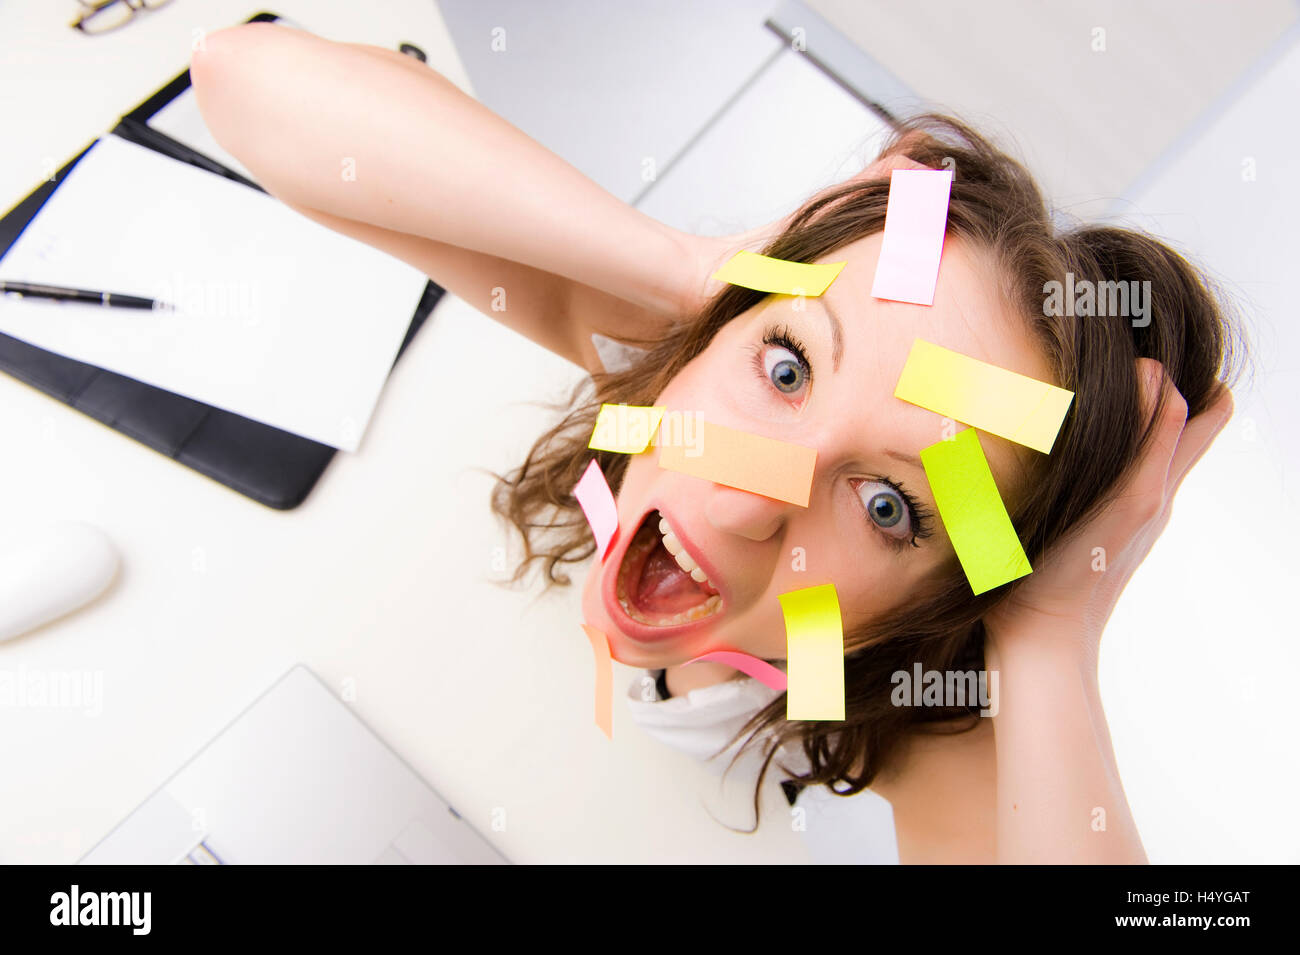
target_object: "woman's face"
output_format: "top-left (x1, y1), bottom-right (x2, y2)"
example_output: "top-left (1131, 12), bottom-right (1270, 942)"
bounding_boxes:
top-left (582, 233), bottom-right (1052, 669)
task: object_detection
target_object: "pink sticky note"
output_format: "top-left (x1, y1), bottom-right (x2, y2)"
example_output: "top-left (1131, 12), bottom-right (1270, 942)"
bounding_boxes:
top-left (870, 168), bottom-right (953, 306)
top-left (574, 458), bottom-right (620, 560)
top-left (686, 650), bottom-right (788, 692)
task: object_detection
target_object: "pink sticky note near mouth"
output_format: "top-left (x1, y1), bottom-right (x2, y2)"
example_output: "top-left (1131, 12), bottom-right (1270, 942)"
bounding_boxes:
top-left (686, 651), bottom-right (788, 692)
top-left (870, 168), bottom-right (953, 306)
top-left (574, 458), bottom-right (619, 561)
top-left (581, 624), bottom-right (613, 739)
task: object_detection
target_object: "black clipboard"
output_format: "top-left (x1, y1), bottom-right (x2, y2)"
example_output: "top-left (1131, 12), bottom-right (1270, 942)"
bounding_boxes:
top-left (0, 11), bottom-right (444, 510)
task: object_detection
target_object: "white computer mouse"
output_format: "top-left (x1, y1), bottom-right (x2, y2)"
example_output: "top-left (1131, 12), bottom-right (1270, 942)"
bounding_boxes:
top-left (0, 520), bottom-right (120, 643)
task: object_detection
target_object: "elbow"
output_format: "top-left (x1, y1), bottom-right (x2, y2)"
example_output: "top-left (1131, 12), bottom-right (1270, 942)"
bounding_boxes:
top-left (189, 22), bottom-right (297, 162)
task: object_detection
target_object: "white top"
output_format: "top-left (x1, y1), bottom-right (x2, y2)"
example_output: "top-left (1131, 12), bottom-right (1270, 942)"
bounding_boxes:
top-left (624, 672), bottom-right (900, 864)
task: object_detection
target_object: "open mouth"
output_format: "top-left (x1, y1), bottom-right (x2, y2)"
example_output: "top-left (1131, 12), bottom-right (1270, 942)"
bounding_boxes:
top-left (615, 509), bottom-right (723, 628)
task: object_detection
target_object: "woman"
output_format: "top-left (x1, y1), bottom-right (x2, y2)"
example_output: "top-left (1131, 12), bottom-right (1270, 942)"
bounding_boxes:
top-left (191, 22), bottom-right (1245, 864)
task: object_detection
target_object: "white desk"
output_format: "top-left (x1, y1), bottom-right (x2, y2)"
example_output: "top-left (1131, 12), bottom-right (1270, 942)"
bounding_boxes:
top-left (0, 1), bottom-right (811, 863)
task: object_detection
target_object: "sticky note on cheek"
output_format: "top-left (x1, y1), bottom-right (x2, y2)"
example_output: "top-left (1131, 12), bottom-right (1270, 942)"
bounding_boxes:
top-left (581, 625), bottom-right (613, 739)
top-left (573, 458), bottom-right (619, 560)
top-left (920, 427), bottom-right (1032, 595)
top-left (779, 583), bottom-right (845, 721)
top-left (657, 420), bottom-right (817, 507)
top-left (589, 404), bottom-right (666, 454)
top-left (895, 339), bottom-right (1074, 454)
top-left (870, 168), bottom-right (953, 306)
top-left (712, 250), bottom-right (847, 297)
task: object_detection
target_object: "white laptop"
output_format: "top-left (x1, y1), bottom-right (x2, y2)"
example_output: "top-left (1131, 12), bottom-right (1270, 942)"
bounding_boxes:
top-left (81, 665), bottom-right (508, 864)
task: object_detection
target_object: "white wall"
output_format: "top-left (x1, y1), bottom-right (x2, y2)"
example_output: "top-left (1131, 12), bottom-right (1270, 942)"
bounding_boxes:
top-left (1101, 27), bottom-right (1300, 863)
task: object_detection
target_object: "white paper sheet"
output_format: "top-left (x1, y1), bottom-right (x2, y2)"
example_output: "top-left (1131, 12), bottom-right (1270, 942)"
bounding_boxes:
top-left (0, 134), bottom-right (430, 451)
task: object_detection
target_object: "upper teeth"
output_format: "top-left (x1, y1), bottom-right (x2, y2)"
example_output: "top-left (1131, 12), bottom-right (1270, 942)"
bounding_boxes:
top-left (658, 516), bottom-right (717, 589)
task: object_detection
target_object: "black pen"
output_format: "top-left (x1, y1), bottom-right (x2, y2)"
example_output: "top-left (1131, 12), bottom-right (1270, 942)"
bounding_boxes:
top-left (0, 280), bottom-right (171, 311)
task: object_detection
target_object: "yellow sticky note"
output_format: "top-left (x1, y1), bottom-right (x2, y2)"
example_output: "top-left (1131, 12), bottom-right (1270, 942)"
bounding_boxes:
top-left (920, 428), bottom-right (1032, 595)
top-left (712, 250), bottom-right (847, 297)
top-left (895, 339), bottom-right (1074, 454)
top-left (589, 404), bottom-right (666, 453)
top-left (657, 420), bottom-right (817, 507)
top-left (780, 583), bottom-right (845, 721)
top-left (581, 624), bottom-right (613, 739)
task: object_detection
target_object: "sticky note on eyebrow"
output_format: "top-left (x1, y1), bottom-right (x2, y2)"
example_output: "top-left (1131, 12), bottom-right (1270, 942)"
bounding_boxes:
top-left (712, 250), bottom-right (847, 297)
top-left (780, 584), bottom-right (844, 720)
top-left (589, 404), bottom-right (666, 453)
top-left (895, 339), bottom-right (1074, 454)
top-left (573, 458), bottom-right (619, 560)
top-left (581, 624), bottom-right (613, 739)
top-left (870, 168), bottom-right (953, 306)
top-left (920, 428), bottom-right (1032, 595)
top-left (657, 420), bottom-right (817, 507)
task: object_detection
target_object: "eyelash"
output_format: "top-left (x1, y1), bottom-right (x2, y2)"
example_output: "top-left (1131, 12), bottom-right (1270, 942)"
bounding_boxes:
top-left (750, 323), bottom-right (813, 392)
top-left (867, 475), bottom-right (934, 551)
top-left (750, 321), bottom-right (932, 550)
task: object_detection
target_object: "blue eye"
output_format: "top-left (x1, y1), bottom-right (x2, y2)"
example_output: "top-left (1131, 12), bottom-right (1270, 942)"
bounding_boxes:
top-left (866, 490), bottom-right (904, 527)
top-left (853, 479), bottom-right (915, 543)
top-left (763, 345), bottom-right (806, 394)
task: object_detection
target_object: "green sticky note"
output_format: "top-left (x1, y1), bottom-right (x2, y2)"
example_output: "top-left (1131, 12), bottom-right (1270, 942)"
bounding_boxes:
top-left (920, 428), bottom-right (1032, 595)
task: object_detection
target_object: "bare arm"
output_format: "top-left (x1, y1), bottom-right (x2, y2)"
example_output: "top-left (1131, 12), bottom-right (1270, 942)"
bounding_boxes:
top-left (982, 365), bottom-right (1234, 863)
top-left (188, 22), bottom-right (710, 371)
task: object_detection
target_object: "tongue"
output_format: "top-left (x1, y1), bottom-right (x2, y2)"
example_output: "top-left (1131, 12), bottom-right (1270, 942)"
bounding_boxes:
top-left (635, 541), bottom-right (709, 614)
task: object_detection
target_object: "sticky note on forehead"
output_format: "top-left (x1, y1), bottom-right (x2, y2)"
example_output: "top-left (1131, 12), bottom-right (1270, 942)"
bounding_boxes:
top-left (657, 420), bottom-right (817, 507)
top-left (589, 404), bottom-right (665, 454)
top-left (779, 584), bottom-right (845, 721)
top-left (920, 428), bottom-right (1032, 595)
top-left (895, 339), bottom-right (1074, 454)
top-left (870, 168), bottom-right (953, 306)
top-left (712, 250), bottom-right (847, 297)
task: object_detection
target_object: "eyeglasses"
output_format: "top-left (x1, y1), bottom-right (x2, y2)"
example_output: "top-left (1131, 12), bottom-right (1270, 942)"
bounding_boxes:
top-left (70, 0), bottom-right (176, 36)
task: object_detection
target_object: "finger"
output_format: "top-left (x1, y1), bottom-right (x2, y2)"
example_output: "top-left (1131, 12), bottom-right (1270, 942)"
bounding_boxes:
top-left (853, 152), bottom-right (929, 182)
top-left (1167, 385), bottom-right (1235, 498)
top-left (1132, 359), bottom-right (1188, 506)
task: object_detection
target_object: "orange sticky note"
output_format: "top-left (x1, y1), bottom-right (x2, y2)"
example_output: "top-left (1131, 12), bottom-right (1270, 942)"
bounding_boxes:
top-left (657, 420), bottom-right (817, 507)
top-left (779, 583), bottom-right (845, 721)
top-left (581, 624), bottom-right (613, 739)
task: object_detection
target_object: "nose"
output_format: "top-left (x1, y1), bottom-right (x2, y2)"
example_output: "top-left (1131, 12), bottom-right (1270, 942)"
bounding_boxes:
top-left (703, 484), bottom-right (800, 542)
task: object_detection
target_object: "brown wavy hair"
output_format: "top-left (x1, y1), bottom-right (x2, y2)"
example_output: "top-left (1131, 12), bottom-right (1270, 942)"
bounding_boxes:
top-left (490, 113), bottom-right (1249, 827)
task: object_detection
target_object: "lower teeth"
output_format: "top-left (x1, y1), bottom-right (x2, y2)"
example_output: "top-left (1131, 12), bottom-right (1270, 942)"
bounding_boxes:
top-left (618, 592), bottom-right (722, 627)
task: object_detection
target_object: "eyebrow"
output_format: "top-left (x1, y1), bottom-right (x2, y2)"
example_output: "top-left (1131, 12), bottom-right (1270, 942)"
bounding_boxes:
top-left (817, 296), bottom-right (845, 371)
top-left (884, 447), bottom-right (924, 471)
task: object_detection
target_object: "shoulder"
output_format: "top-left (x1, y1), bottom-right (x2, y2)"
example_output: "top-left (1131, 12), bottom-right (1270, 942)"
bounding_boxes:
top-left (868, 716), bottom-right (998, 864)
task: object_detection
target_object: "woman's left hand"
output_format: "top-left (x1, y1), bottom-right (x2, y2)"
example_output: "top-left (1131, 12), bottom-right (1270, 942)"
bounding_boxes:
top-left (984, 358), bottom-right (1235, 666)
